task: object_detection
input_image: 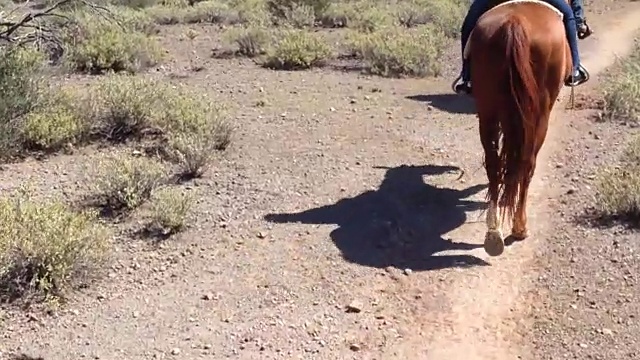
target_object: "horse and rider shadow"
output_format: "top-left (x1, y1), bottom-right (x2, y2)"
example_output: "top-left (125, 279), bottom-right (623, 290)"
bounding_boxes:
top-left (406, 93), bottom-right (476, 115)
top-left (264, 164), bottom-right (490, 272)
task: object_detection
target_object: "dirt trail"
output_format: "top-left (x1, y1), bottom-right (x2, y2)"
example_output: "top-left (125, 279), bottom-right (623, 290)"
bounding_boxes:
top-left (420, 6), bottom-right (640, 360)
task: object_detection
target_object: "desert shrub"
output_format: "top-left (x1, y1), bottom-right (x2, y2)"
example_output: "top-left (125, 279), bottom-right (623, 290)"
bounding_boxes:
top-left (92, 154), bottom-right (167, 210)
top-left (0, 47), bottom-right (46, 158)
top-left (227, 0), bottom-right (272, 25)
top-left (601, 48), bottom-right (640, 124)
top-left (146, 5), bottom-right (184, 24)
top-left (112, 0), bottom-right (160, 8)
top-left (347, 25), bottom-right (447, 77)
top-left (158, 87), bottom-right (232, 178)
top-left (87, 74), bottom-right (164, 141)
top-left (263, 28), bottom-right (332, 69)
top-left (63, 8), bottom-right (163, 73)
top-left (147, 187), bottom-right (193, 234)
top-left (22, 90), bottom-right (87, 151)
top-left (266, 0), bottom-right (329, 22)
top-left (222, 25), bottom-right (271, 56)
top-left (109, 5), bottom-right (160, 34)
top-left (0, 189), bottom-right (110, 301)
top-left (161, 0), bottom-right (189, 6)
top-left (272, 2), bottom-right (315, 27)
top-left (181, 1), bottom-right (233, 23)
top-left (319, 0), bottom-right (394, 31)
top-left (395, 0), bottom-right (465, 37)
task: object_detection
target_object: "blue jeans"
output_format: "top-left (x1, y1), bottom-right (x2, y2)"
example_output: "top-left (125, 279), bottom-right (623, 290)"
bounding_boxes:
top-left (460, 0), bottom-right (581, 82)
top-left (571, 0), bottom-right (585, 26)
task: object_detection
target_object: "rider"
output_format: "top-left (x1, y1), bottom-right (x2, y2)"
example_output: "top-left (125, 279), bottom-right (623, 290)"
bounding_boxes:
top-left (453, 0), bottom-right (593, 95)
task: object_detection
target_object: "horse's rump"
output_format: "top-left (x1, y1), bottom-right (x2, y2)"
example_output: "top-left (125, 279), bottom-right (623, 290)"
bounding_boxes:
top-left (463, 0), bottom-right (564, 60)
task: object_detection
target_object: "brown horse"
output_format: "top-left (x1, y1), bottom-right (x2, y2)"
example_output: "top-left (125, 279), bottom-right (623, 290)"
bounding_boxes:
top-left (467, 0), bottom-right (572, 256)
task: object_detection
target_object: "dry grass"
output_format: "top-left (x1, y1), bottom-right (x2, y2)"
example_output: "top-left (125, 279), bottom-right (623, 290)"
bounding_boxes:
top-left (601, 43), bottom-right (640, 123)
top-left (594, 43), bottom-right (640, 225)
top-left (595, 137), bottom-right (640, 224)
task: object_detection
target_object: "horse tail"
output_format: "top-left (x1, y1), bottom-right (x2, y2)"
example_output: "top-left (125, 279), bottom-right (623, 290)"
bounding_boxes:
top-left (497, 16), bottom-right (540, 222)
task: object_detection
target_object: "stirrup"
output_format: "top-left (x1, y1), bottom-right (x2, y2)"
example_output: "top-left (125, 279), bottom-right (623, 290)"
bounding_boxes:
top-left (566, 65), bottom-right (590, 87)
top-left (451, 74), bottom-right (462, 93)
top-left (451, 74), bottom-right (472, 95)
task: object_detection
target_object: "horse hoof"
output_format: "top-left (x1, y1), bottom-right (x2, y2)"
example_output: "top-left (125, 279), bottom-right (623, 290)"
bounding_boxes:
top-left (510, 229), bottom-right (529, 241)
top-left (484, 230), bottom-right (505, 257)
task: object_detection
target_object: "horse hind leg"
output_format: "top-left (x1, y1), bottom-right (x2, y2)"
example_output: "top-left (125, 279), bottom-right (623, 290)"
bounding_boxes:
top-left (485, 199), bottom-right (505, 256)
top-left (480, 117), bottom-right (505, 257)
top-left (510, 173), bottom-right (531, 241)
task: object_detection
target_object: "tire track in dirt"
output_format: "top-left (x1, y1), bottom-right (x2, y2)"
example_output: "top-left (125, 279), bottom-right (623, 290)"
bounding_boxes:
top-left (402, 5), bottom-right (640, 360)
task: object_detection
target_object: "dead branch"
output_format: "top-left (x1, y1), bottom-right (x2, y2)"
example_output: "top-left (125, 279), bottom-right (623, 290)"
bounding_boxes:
top-left (0, 0), bottom-right (111, 56)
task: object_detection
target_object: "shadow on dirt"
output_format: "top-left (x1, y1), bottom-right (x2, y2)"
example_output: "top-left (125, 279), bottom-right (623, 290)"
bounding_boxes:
top-left (406, 93), bottom-right (476, 115)
top-left (265, 164), bottom-right (490, 271)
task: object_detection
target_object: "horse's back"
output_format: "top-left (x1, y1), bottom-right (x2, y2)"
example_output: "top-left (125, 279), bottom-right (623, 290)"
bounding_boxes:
top-left (474, 2), bottom-right (566, 55)
top-left (470, 1), bottom-right (570, 97)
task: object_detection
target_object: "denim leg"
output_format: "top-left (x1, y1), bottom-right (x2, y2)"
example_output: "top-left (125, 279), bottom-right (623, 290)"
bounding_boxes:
top-left (545, 0), bottom-right (581, 72)
top-left (570, 0), bottom-right (585, 25)
top-left (460, 0), bottom-right (491, 81)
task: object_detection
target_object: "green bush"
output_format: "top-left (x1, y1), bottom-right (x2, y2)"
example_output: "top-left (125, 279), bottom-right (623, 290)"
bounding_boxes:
top-left (22, 90), bottom-right (87, 151)
top-left (347, 25), bottom-right (447, 77)
top-left (85, 75), bottom-right (231, 176)
top-left (227, 0), bottom-right (272, 25)
top-left (181, 1), bottom-right (233, 24)
top-left (92, 154), bottom-right (167, 211)
top-left (158, 87), bottom-right (232, 177)
top-left (0, 189), bottom-right (110, 300)
top-left (112, 0), bottom-right (160, 9)
top-left (319, 0), bottom-right (394, 32)
top-left (87, 74), bottom-right (164, 140)
top-left (147, 187), bottom-right (193, 234)
top-left (266, 0), bottom-right (330, 22)
top-left (222, 25), bottom-right (271, 57)
top-left (63, 8), bottom-right (163, 74)
top-left (395, 0), bottom-right (465, 37)
top-left (147, 0), bottom-right (265, 25)
top-left (0, 47), bottom-right (46, 158)
top-left (273, 2), bottom-right (315, 27)
top-left (263, 29), bottom-right (332, 70)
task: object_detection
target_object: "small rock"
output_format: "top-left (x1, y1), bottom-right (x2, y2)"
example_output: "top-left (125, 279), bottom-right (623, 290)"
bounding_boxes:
top-left (202, 293), bottom-right (215, 301)
top-left (171, 348), bottom-right (181, 355)
top-left (257, 232), bottom-right (267, 239)
top-left (403, 268), bottom-right (413, 276)
top-left (346, 300), bottom-right (363, 313)
top-left (349, 343), bottom-right (361, 351)
top-left (601, 328), bottom-right (613, 336)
